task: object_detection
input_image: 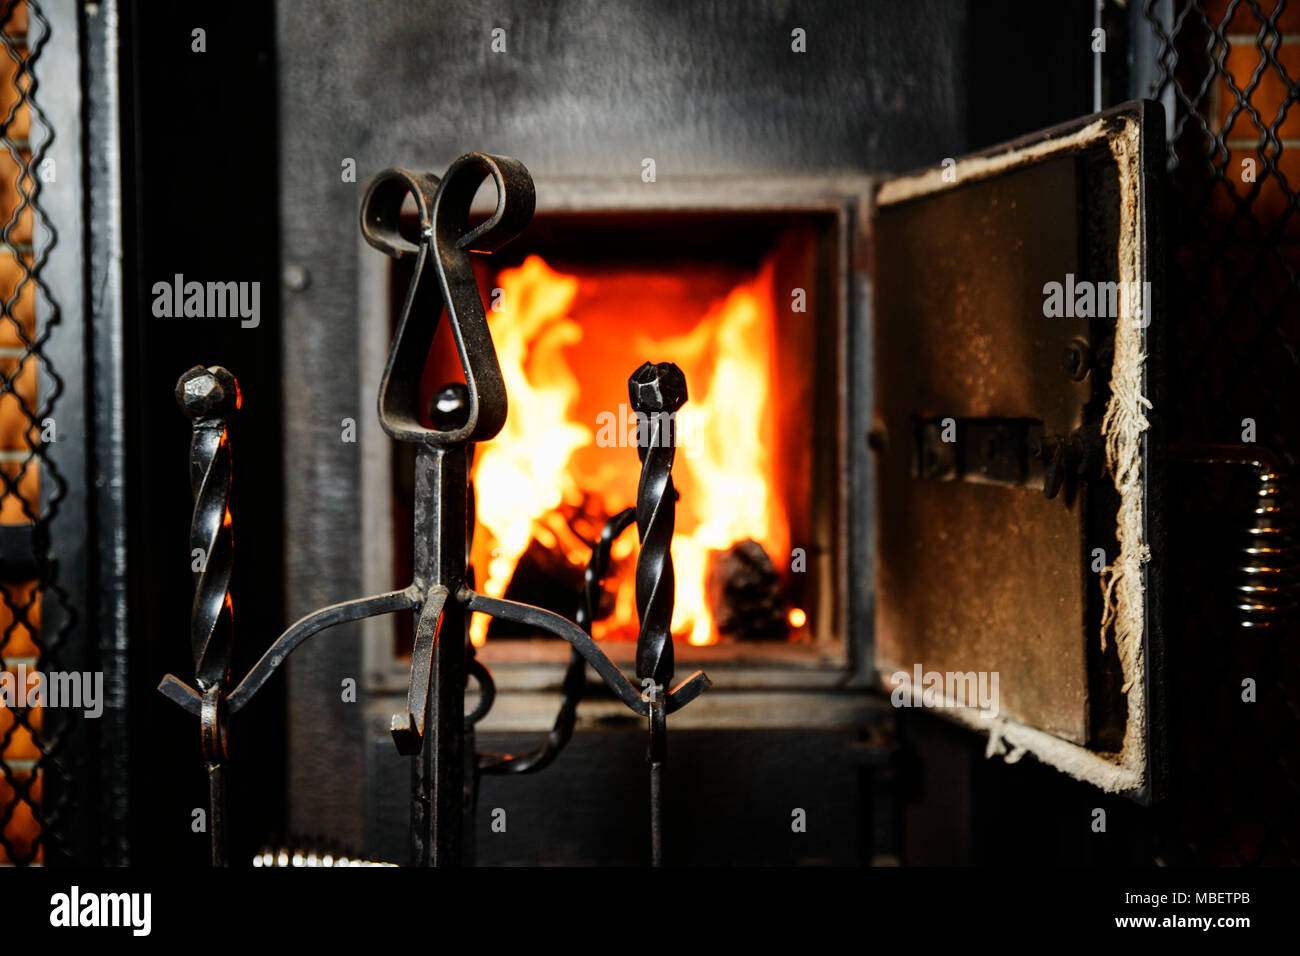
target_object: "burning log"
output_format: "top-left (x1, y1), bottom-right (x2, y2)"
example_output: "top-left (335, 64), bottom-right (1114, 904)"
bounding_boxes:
top-left (705, 539), bottom-right (788, 640)
top-left (487, 536), bottom-right (585, 637)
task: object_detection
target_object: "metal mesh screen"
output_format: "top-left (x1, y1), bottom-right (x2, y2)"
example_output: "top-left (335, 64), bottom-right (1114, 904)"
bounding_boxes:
top-left (1144, 0), bottom-right (1300, 441)
top-left (0, 0), bottom-right (74, 867)
top-left (1139, 0), bottom-right (1300, 864)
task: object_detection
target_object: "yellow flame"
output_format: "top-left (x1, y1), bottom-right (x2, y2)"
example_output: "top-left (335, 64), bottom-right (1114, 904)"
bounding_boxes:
top-left (468, 254), bottom-right (787, 648)
top-left (637, 263), bottom-right (788, 645)
top-left (469, 257), bottom-right (591, 645)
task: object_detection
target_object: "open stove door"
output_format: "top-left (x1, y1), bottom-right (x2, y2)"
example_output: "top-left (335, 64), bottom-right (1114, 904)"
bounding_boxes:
top-left (870, 101), bottom-right (1167, 802)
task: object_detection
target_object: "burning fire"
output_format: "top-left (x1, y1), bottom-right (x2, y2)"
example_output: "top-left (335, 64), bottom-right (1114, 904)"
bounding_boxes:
top-left (468, 254), bottom-right (788, 647)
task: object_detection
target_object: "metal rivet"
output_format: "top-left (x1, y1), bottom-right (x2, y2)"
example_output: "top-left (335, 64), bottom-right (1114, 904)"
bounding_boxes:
top-left (283, 264), bottom-right (311, 292)
top-left (1062, 338), bottom-right (1091, 381)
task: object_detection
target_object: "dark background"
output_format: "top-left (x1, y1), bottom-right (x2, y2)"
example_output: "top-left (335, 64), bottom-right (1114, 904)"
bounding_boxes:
top-left (122, 1), bottom-right (283, 866)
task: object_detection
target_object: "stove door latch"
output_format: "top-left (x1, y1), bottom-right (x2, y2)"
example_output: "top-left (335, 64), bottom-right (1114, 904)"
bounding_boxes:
top-left (913, 417), bottom-right (1102, 501)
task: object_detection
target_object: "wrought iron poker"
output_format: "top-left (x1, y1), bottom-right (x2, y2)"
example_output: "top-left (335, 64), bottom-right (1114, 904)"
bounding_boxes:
top-left (629, 360), bottom-right (688, 867)
top-left (172, 364), bottom-right (240, 868)
top-left (157, 152), bottom-right (710, 867)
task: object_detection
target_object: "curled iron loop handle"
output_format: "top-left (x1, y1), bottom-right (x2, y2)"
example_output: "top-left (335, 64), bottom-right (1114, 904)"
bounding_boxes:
top-left (361, 154), bottom-right (535, 448)
top-left (475, 507), bottom-right (637, 775)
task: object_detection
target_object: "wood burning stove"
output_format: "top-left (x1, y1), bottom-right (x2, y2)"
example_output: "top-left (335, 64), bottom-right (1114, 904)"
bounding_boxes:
top-left (257, 0), bottom-right (979, 867)
top-left (9, 0), bottom-right (1297, 876)
top-left (260, 2), bottom-right (1172, 866)
top-left (360, 175), bottom-right (870, 697)
top-left (348, 175), bottom-right (878, 864)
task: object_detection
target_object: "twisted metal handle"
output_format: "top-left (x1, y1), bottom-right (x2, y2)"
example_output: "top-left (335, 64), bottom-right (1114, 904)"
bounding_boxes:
top-left (174, 364), bottom-right (240, 867)
top-left (176, 365), bottom-right (239, 693)
top-left (628, 361), bottom-right (688, 867)
top-left (629, 361), bottom-right (688, 687)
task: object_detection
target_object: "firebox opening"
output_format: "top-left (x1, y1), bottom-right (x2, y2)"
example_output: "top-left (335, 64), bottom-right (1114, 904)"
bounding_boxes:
top-left (387, 208), bottom-right (844, 663)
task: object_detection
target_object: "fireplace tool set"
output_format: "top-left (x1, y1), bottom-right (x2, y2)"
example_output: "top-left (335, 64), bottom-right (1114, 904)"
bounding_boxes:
top-left (157, 152), bottom-right (711, 866)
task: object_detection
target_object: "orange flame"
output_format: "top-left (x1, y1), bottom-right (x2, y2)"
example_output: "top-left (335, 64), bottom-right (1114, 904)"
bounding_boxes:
top-left (468, 254), bottom-right (787, 647)
top-left (469, 257), bottom-right (591, 646)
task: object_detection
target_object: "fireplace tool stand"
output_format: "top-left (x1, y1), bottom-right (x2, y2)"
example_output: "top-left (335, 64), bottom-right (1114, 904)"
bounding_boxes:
top-left (158, 152), bottom-right (710, 866)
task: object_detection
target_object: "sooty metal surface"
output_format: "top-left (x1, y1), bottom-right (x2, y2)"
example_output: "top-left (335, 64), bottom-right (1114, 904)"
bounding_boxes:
top-left (873, 153), bottom-right (1093, 743)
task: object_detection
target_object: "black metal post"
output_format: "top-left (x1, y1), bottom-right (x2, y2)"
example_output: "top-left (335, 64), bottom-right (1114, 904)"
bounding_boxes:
top-left (629, 361), bottom-right (688, 867)
top-left (409, 445), bottom-right (469, 867)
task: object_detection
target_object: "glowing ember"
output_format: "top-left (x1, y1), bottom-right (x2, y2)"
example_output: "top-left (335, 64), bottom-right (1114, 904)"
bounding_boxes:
top-left (468, 253), bottom-right (789, 647)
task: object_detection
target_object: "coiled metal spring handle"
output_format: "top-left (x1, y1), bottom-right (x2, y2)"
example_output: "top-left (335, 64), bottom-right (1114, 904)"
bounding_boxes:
top-left (1171, 442), bottom-right (1299, 629)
